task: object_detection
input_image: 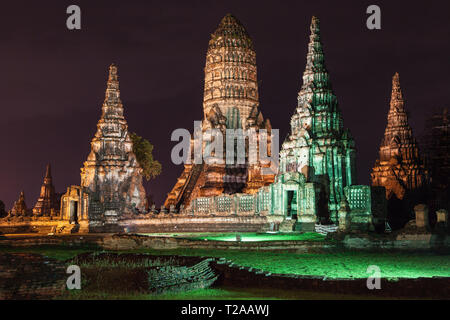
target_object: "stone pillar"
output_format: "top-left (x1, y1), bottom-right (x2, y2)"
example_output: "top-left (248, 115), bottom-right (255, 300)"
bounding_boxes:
top-left (210, 197), bottom-right (216, 216)
top-left (232, 195), bottom-right (238, 215)
top-left (414, 204), bottom-right (429, 229)
top-left (436, 209), bottom-right (448, 225)
top-left (338, 199), bottom-right (351, 232)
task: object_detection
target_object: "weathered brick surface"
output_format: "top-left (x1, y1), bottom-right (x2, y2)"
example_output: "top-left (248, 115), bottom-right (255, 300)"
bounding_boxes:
top-left (0, 253), bottom-right (66, 299)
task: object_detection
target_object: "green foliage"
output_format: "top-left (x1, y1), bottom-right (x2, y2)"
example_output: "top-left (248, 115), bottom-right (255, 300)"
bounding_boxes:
top-left (130, 132), bottom-right (162, 181)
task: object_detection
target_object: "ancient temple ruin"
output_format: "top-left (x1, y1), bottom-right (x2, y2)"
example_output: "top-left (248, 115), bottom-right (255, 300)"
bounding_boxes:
top-left (32, 164), bottom-right (59, 217)
top-left (187, 17), bottom-right (386, 232)
top-left (165, 14), bottom-right (275, 209)
top-left (371, 73), bottom-right (427, 200)
top-left (8, 191), bottom-right (28, 217)
top-left (61, 64), bottom-right (147, 229)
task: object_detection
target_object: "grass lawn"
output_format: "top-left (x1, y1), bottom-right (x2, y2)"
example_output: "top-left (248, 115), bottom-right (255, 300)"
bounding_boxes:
top-left (175, 232), bottom-right (326, 242)
top-left (138, 232), bottom-right (326, 242)
top-left (136, 249), bottom-right (450, 280)
top-left (1, 244), bottom-right (449, 280)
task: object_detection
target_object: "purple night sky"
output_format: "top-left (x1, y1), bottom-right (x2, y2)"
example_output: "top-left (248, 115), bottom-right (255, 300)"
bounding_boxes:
top-left (0, 1), bottom-right (449, 209)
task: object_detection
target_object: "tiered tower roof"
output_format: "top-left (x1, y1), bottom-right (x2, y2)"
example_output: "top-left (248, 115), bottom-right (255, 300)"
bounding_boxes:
top-left (33, 163), bottom-right (58, 216)
top-left (81, 64), bottom-right (147, 217)
top-left (371, 73), bottom-right (426, 200)
top-left (378, 73), bottom-right (419, 162)
top-left (203, 14), bottom-right (261, 129)
top-left (280, 16), bottom-right (357, 219)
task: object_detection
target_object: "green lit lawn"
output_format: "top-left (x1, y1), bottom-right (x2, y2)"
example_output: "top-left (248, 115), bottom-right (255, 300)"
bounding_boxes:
top-left (2, 244), bottom-right (449, 280)
top-left (133, 249), bottom-right (449, 280)
top-left (181, 232), bottom-right (325, 242)
top-left (138, 232), bottom-right (326, 242)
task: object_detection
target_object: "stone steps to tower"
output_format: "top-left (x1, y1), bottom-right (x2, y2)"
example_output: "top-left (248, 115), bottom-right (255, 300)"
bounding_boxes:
top-left (176, 163), bottom-right (204, 208)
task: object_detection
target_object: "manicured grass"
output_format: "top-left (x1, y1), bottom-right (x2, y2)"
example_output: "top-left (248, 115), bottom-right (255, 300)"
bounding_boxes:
top-left (138, 232), bottom-right (326, 242)
top-left (2, 244), bottom-right (449, 279)
top-left (131, 249), bottom-right (450, 280)
top-left (174, 232), bottom-right (326, 242)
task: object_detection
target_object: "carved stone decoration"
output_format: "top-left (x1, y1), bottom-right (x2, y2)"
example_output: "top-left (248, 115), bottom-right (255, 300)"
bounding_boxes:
top-left (32, 164), bottom-right (59, 217)
top-left (165, 14), bottom-right (275, 209)
top-left (80, 64), bottom-right (147, 221)
top-left (371, 73), bottom-right (427, 200)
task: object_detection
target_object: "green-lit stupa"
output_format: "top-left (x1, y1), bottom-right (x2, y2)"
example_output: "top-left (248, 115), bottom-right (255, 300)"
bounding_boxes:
top-left (270, 16), bottom-right (382, 230)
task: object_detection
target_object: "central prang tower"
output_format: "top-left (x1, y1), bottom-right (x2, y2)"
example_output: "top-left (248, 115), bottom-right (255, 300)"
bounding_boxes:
top-left (165, 14), bottom-right (275, 209)
top-left (202, 13), bottom-right (260, 128)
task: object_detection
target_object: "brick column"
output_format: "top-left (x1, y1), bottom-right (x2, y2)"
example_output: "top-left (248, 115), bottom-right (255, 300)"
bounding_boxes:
top-left (414, 204), bottom-right (429, 228)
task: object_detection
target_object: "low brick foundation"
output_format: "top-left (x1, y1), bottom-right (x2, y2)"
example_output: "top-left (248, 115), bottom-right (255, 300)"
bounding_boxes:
top-left (0, 253), bottom-right (66, 299)
top-left (0, 215), bottom-right (285, 234)
top-left (212, 259), bottom-right (450, 298)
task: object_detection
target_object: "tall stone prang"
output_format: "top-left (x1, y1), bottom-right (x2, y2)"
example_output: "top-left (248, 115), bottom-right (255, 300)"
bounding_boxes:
top-left (275, 16), bottom-right (357, 224)
top-left (81, 64), bottom-right (147, 221)
top-left (165, 14), bottom-right (275, 209)
top-left (371, 73), bottom-right (427, 200)
top-left (32, 164), bottom-right (59, 217)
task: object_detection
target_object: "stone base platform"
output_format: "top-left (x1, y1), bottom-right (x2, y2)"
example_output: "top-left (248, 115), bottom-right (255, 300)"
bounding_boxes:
top-left (0, 215), bottom-right (285, 235)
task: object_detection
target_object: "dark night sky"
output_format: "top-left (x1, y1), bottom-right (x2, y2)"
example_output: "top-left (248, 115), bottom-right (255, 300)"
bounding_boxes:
top-left (0, 1), bottom-right (449, 209)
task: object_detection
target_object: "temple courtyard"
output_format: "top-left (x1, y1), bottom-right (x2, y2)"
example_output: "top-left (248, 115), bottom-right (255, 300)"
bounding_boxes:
top-left (0, 231), bottom-right (449, 299)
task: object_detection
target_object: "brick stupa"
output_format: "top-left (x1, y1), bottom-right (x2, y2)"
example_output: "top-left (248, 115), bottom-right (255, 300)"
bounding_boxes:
top-left (165, 14), bottom-right (275, 209)
top-left (80, 64), bottom-right (147, 221)
top-left (8, 191), bottom-right (28, 217)
top-left (371, 73), bottom-right (427, 200)
top-left (32, 164), bottom-right (59, 217)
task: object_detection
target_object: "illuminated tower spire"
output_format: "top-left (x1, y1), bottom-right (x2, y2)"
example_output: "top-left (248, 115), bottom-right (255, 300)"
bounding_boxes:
top-left (280, 16), bottom-right (357, 222)
top-left (81, 64), bottom-right (147, 220)
top-left (203, 14), bottom-right (260, 129)
top-left (165, 14), bottom-right (274, 209)
top-left (33, 163), bottom-right (58, 217)
top-left (371, 72), bottom-right (427, 200)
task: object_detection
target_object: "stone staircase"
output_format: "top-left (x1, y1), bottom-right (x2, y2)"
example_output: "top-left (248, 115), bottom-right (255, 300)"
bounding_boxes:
top-left (147, 258), bottom-right (218, 294)
top-left (53, 223), bottom-right (80, 234)
top-left (176, 163), bottom-right (204, 208)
